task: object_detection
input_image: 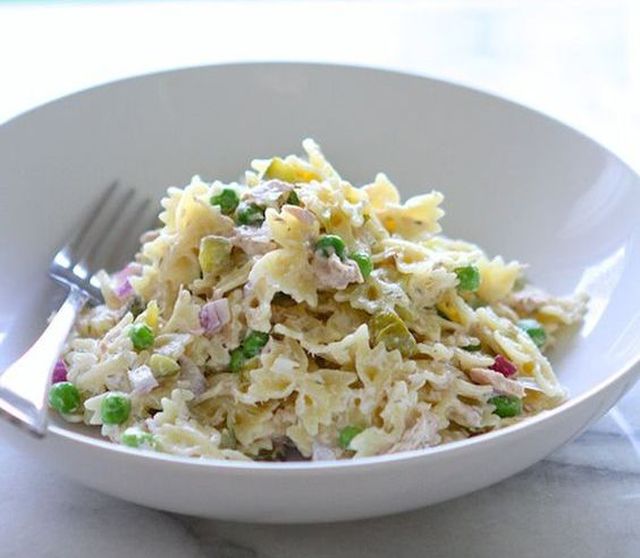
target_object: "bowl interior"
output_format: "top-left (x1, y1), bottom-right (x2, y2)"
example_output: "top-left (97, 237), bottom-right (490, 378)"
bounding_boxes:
top-left (1, 62), bottom-right (639, 431)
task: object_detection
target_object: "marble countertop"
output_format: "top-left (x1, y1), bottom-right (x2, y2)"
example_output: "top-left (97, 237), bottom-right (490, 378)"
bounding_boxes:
top-left (1, 381), bottom-right (639, 557)
top-left (1, 1), bottom-right (640, 556)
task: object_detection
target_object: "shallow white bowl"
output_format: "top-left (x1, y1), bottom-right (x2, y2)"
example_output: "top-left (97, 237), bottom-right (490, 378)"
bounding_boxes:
top-left (1, 63), bottom-right (640, 523)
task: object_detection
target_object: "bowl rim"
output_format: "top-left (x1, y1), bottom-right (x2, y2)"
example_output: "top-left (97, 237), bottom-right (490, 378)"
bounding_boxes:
top-left (6, 61), bottom-right (640, 471)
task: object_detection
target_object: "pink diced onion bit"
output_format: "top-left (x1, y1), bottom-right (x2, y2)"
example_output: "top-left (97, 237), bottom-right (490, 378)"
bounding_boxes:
top-left (490, 355), bottom-right (517, 377)
top-left (114, 279), bottom-right (134, 299)
top-left (199, 299), bottom-right (231, 335)
top-left (52, 359), bottom-right (68, 384)
top-left (112, 263), bottom-right (142, 300)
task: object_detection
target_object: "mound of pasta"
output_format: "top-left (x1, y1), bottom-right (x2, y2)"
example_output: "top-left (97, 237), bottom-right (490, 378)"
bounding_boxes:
top-left (51, 140), bottom-right (586, 461)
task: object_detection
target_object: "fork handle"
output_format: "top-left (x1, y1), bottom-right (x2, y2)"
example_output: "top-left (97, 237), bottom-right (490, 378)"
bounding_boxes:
top-left (0, 286), bottom-right (88, 437)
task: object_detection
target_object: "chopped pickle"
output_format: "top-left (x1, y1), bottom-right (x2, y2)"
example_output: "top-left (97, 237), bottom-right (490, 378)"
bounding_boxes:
top-left (198, 235), bottom-right (232, 275)
top-left (286, 190), bottom-right (300, 206)
top-left (369, 311), bottom-right (417, 356)
top-left (262, 157), bottom-right (320, 183)
top-left (149, 354), bottom-right (180, 377)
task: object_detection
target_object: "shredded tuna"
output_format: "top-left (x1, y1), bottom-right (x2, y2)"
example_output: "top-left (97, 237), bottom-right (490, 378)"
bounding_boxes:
top-left (199, 299), bottom-right (231, 335)
top-left (449, 399), bottom-right (483, 428)
top-left (507, 286), bottom-right (550, 314)
top-left (312, 253), bottom-right (364, 290)
top-left (232, 225), bottom-right (275, 256)
top-left (282, 205), bottom-right (316, 226)
top-left (469, 367), bottom-right (525, 398)
top-left (128, 365), bottom-right (159, 395)
top-left (390, 409), bottom-right (441, 453)
top-left (245, 179), bottom-right (293, 207)
top-left (312, 443), bottom-right (337, 461)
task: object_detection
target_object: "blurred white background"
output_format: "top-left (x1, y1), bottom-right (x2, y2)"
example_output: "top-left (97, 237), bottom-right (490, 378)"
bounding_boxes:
top-left (0, 0), bottom-right (638, 169)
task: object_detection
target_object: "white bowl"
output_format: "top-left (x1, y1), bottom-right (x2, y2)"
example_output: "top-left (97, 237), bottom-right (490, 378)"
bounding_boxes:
top-left (1, 63), bottom-right (639, 523)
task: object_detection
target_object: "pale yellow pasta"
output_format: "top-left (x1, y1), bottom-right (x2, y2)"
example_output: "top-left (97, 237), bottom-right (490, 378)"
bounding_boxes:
top-left (58, 139), bottom-right (586, 462)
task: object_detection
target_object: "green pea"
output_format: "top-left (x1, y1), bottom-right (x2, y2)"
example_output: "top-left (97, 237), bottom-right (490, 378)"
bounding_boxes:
top-left (100, 392), bottom-right (131, 425)
top-left (242, 330), bottom-right (270, 359)
top-left (129, 323), bottom-right (154, 351)
top-left (210, 188), bottom-right (240, 215)
top-left (349, 252), bottom-right (373, 279)
top-left (315, 235), bottom-right (346, 259)
top-left (489, 395), bottom-right (523, 418)
top-left (48, 382), bottom-right (81, 414)
top-left (338, 425), bottom-right (363, 450)
top-left (517, 319), bottom-right (547, 348)
top-left (454, 265), bottom-right (480, 292)
top-left (229, 347), bottom-right (246, 373)
top-left (236, 202), bottom-right (265, 226)
top-left (286, 190), bottom-right (300, 206)
top-left (121, 427), bottom-right (156, 449)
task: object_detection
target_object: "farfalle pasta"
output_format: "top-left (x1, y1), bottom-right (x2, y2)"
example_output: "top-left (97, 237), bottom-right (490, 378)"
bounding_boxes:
top-left (50, 139), bottom-right (587, 461)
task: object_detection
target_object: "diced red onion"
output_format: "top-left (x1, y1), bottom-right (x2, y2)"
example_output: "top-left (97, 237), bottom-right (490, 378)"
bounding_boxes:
top-left (112, 263), bottom-right (142, 300)
top-left (129, 365), bottom-right (158, 395)
top-left (114, 279), bottom-right (134, 299)
top-left (490, 355), bottom-right (517, 377)
top-left (51, 359), bottom-right (68, 384)
top-left (199, 299), bottom-right (231, 334)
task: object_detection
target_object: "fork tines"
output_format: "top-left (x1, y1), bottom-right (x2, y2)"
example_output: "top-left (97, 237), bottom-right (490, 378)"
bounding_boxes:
top-left (50, 181), bottom-right (155, 303)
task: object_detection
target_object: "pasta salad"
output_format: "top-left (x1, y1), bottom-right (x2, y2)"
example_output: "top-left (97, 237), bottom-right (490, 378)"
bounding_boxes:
top-left (48, 140), bottom-right (586, 461)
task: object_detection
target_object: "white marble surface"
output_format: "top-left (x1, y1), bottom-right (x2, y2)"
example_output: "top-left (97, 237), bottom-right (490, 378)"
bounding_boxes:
top-left (2, 1), bottom-right (640, 556)
top-left (1, 382), bottom-right (639, 557)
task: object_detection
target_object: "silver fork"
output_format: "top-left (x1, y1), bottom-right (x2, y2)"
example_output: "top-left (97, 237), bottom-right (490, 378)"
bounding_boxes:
top-left (0, 182), bottom-right (152, 437)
